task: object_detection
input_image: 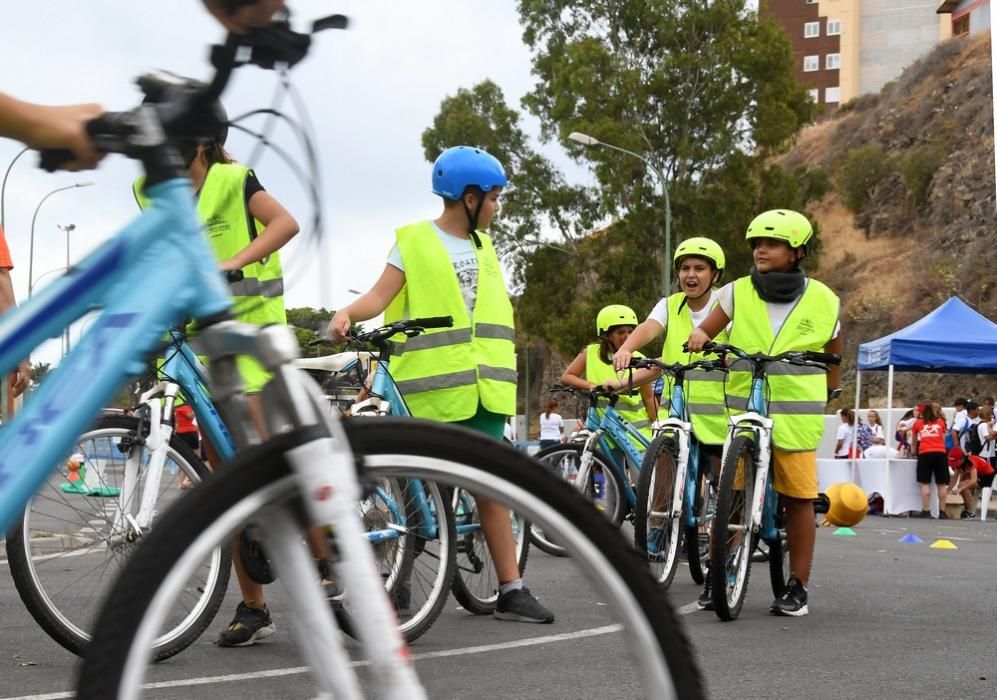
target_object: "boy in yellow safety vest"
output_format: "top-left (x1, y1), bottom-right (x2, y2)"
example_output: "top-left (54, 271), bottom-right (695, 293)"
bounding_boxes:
top-left (328, 146), bottom-right (554, 624)
top-left (687, 209), bottom-right (843, 617)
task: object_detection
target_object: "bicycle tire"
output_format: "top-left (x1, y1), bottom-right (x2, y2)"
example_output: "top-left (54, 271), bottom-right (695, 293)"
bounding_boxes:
top-left (685, 454), bottom-right (716, 586)
top-left (530, 442), bottom-right (627, 556)
top-left (77, 418), bottom-right (704, 700)
top-left (633, 433), bottom-right (682, 589)
top-left (335, 476), bottom-right (456, 643)
top-left (709, 434), bottom-right (757, 622)
top-left (767, 506), bottom-right (791, 597)
top-left (6, 415), bottom-right (230, 660)
top-left (450, 489), bottom-right (529, 614)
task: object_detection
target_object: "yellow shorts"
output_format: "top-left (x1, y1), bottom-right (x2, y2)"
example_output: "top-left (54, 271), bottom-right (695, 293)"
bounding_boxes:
top-left (771, 448), bottom-right (818, 500)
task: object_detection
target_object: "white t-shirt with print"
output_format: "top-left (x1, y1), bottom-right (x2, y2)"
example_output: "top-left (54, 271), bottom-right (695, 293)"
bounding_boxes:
top-left (388, 222), bottom-right (478, 319)
top-left (715, 278), bottom-right (841, 340)
top-left (538, 412), bottom-right (565, 440)
top-left (977, 421), bottom-right (994, 459)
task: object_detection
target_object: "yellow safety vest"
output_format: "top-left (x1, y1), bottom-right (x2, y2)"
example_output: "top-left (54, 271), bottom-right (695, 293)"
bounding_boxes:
top-left (134, 163), bottom-right (286, 328)
top-left (384, 221), bottom-right (516, 422)
top-left (134, 163), bottom-right (285, 393)
top-left (660, 292), bottom-right (729, 445)
top-left (584, 344), bottom-right (653, 448)
top-left (727, 276), bottom-right (840, 451)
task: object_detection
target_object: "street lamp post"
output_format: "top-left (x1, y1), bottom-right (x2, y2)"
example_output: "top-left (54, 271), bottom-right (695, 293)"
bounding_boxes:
top-left (1, 146), bottom-right (30, 233)
top-left (28, 183), bottom-right (93, 298)
top-left (57, 224), bottom-right (76, 355)
top-left (568, 131), bottom-right (672, 295)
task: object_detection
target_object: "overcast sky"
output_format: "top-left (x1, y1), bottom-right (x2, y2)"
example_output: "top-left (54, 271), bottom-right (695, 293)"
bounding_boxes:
top-left (1, 1), bottom-right (584, 365)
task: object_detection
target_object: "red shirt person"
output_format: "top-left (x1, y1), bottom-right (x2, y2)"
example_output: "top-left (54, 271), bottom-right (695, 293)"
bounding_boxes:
top-left (0, 225), bottom-right (30, 401)
top-left (948, 447), bottom-right (994, 519)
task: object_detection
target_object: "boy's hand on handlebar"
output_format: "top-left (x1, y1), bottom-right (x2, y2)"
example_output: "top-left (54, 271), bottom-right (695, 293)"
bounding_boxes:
top-left (686, 329), bottom-right (710, 353)
top-left (204, 0), bottom-right (287, 33)
top-left (328, 310), bottom-right (352, 343)
top-left (612, 349), bottom-right (633, 373)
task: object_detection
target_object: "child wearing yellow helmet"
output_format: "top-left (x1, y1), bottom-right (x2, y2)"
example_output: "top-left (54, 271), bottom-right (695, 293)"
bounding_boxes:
top-left (687, 209), bottom-right (843, 618)
top-left (561, 304), bottom-right (657, 445)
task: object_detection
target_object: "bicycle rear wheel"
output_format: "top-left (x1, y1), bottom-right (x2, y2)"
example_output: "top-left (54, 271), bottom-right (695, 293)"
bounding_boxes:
top-left (709, 434), bottom-right (757, 621)
top-left (335, 476), bottom-right (456, 643)
top-left (530, 443), bottom-right (627, 556)
top-left (78, 418), bottom-right (703, 700)
top-left (633, 433), bottom-right (682, 589)
top-left (450, 489), bottom-right (529, 614)
top-left (5, 415), bottom-right (229, 660)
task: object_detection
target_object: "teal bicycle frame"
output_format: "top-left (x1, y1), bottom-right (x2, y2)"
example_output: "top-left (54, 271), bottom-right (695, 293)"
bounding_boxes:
top-left (0, 180), bottom-right (233, 533)
top-left (582, 393), bottom-right (652, 512)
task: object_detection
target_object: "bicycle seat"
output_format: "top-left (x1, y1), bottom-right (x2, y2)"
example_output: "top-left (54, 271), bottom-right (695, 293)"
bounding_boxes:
top-left (293, 351), bottom-right (378, 373)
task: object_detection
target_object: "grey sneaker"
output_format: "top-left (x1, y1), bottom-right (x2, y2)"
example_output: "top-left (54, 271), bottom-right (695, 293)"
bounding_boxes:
top-left (216, 602), bottom-right (276, 647)
top-left (494, 587), bottom-right (555, 624)
top-left (770, 577), bottom-right (808, 617)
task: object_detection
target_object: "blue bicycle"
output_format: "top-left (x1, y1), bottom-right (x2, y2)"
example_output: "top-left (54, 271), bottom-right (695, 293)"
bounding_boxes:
top-left (4, 328), bottom-right (236, 659)
top-left (532, 385), bottom-right (651, 556)
top-left (701, 342), bottom-right (839, 621)
top-left (297, 317), bottom-right (529, 632)
top-left (630, 356), bottom-right (725, 589)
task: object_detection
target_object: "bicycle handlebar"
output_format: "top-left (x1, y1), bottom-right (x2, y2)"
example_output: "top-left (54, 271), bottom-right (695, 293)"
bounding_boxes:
top-left (628, 356), bottom-right (725, 376)
top-left (39, 15), bottom-right (348, 172)
top-left (698, 342), bottom-right (841, 368)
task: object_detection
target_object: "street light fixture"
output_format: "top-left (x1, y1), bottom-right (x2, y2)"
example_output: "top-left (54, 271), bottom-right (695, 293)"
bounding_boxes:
top-left (57, 224), bottom-right (77, 356)
top-left (1, 146), bottom-right (30, 233)
top-left (568, 131), bottom-right (673, 295)
top-left (28, 183), bottom-right (93, 297)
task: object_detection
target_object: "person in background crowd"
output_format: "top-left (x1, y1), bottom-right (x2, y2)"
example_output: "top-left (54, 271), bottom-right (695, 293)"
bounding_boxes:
top-left (895, 408), bottom-right (917, 457)
top-left (977, 405), bottom-right (995, 466)
top-left (537, 399), bottom-right (565, 450)
top-left (834, 408), bottom-right (855, 459)
top-left (911, 402), bottom-right (949, 518)
top-left (947, 447), bottom-right (996, 519)
top-left (964, 400), bottom-right (982, 453)
top-left (983, 396), bottom-right (994, 413)
top-left (866, 409), bottom-right (886, 446)
top-left (950, 397), bottom-right (969, 450)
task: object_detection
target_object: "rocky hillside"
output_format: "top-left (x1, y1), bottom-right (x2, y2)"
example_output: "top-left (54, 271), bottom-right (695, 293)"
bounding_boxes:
top-left (780, 32), bottom-right (996, 410)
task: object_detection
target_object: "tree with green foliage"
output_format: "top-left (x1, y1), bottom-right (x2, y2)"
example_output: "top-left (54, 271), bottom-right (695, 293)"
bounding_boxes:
top-left (423, 0), bottom-right (822, 357)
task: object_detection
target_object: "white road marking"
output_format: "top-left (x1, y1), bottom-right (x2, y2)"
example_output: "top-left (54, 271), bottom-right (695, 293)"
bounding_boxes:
top-left (0, 624), bottom-right (638, 699)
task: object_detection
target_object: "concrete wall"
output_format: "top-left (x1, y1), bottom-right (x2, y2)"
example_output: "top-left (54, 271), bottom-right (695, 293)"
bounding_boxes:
top-left (857, 0), bottom-right (943, 94)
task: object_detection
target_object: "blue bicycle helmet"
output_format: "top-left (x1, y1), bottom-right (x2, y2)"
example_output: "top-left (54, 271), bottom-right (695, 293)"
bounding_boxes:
top-left (431, 146), bottom-right (508, 201)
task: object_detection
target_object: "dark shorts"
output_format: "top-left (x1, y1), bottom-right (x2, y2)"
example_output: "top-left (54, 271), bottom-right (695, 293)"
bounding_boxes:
top-left (538, 439), bottom-right (560, 450)
top-left (176, 431), bottom-right (199, 451)
top-left (699, 443), bottom-right (724, 459)
top-left (980, 471), bottom-right (996, 489)
top-left (916, 452), bottom-right (950, 485)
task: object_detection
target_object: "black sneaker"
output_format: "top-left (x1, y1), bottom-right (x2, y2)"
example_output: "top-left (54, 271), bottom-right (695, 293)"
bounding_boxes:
top-left (961, 510), bottom-right (976, 520)
top-left (752, 541), bottom-right (770, 563)
top-left (938, 511), bottom-right (949, 520)
top-left (494, 587), bottom-right (555, 623)
top-left (697, 578), bottom-right (714, 611)
top-left (770, 577), bottom-right (808, 617)
top-left (916, 510), bottom-right (931, 518)
top-left (216, 602), bottom-right (276, 647)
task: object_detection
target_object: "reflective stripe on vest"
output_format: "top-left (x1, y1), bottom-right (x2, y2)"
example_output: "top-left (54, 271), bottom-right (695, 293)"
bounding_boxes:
top-left (659, 291), bottom-right (730, 445)
top-left (727, 276), bottom-right (840, 451)
top-left (585, 344), bottom-right (652, 447)
top-left (133, 163), bottom-right (286, 328)
top-left (382, 221), bottom-right (516, 422)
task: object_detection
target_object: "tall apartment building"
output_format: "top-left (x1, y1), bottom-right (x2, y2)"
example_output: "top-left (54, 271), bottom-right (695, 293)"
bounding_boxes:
top-left (763, 1), bottom-right (959, 110)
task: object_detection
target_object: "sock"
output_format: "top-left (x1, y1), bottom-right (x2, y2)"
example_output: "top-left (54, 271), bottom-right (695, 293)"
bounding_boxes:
top-left (499, 579), bottom-right (524, 595)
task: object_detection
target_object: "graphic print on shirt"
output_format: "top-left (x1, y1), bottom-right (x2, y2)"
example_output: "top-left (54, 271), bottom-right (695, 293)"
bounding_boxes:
top-left (452, 251), bottom-right (479, 319)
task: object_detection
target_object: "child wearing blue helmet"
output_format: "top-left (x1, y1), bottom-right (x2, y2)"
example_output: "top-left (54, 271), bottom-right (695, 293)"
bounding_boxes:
top-left (329, 146), bottom-right (554, 624)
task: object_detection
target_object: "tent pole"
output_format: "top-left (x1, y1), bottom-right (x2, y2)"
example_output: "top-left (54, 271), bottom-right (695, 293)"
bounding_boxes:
top-left (851, 370), bottom-right (862, 465)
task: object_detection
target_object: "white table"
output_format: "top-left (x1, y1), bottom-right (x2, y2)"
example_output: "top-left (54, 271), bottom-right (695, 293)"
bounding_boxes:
top-left (817, 458), bottom-right (927, 516)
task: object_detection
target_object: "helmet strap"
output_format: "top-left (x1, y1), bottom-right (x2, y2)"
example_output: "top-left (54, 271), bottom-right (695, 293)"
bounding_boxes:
top-left (462, 196), bottom-right (485, 249)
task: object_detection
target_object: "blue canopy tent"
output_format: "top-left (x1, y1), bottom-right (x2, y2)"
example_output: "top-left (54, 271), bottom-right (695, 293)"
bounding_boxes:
top-left (853, 297), bottom-right (997, 457)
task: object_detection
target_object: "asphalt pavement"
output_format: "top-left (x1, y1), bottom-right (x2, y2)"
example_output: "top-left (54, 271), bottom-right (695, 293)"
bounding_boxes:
top-left (1, 515), bottom-right (994, 699)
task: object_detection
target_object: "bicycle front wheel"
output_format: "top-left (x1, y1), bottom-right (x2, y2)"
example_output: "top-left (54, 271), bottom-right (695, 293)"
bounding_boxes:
top-left (709, 434), bottom-right (757, 621)
top-left (531, 443), bottom-right (627, 556)
top-left (633, 433), bottom-right (682, 589)
top-left (5, 415), bottom-right (230, 660)
top-left (78, 418), bottom-right (703, 700)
